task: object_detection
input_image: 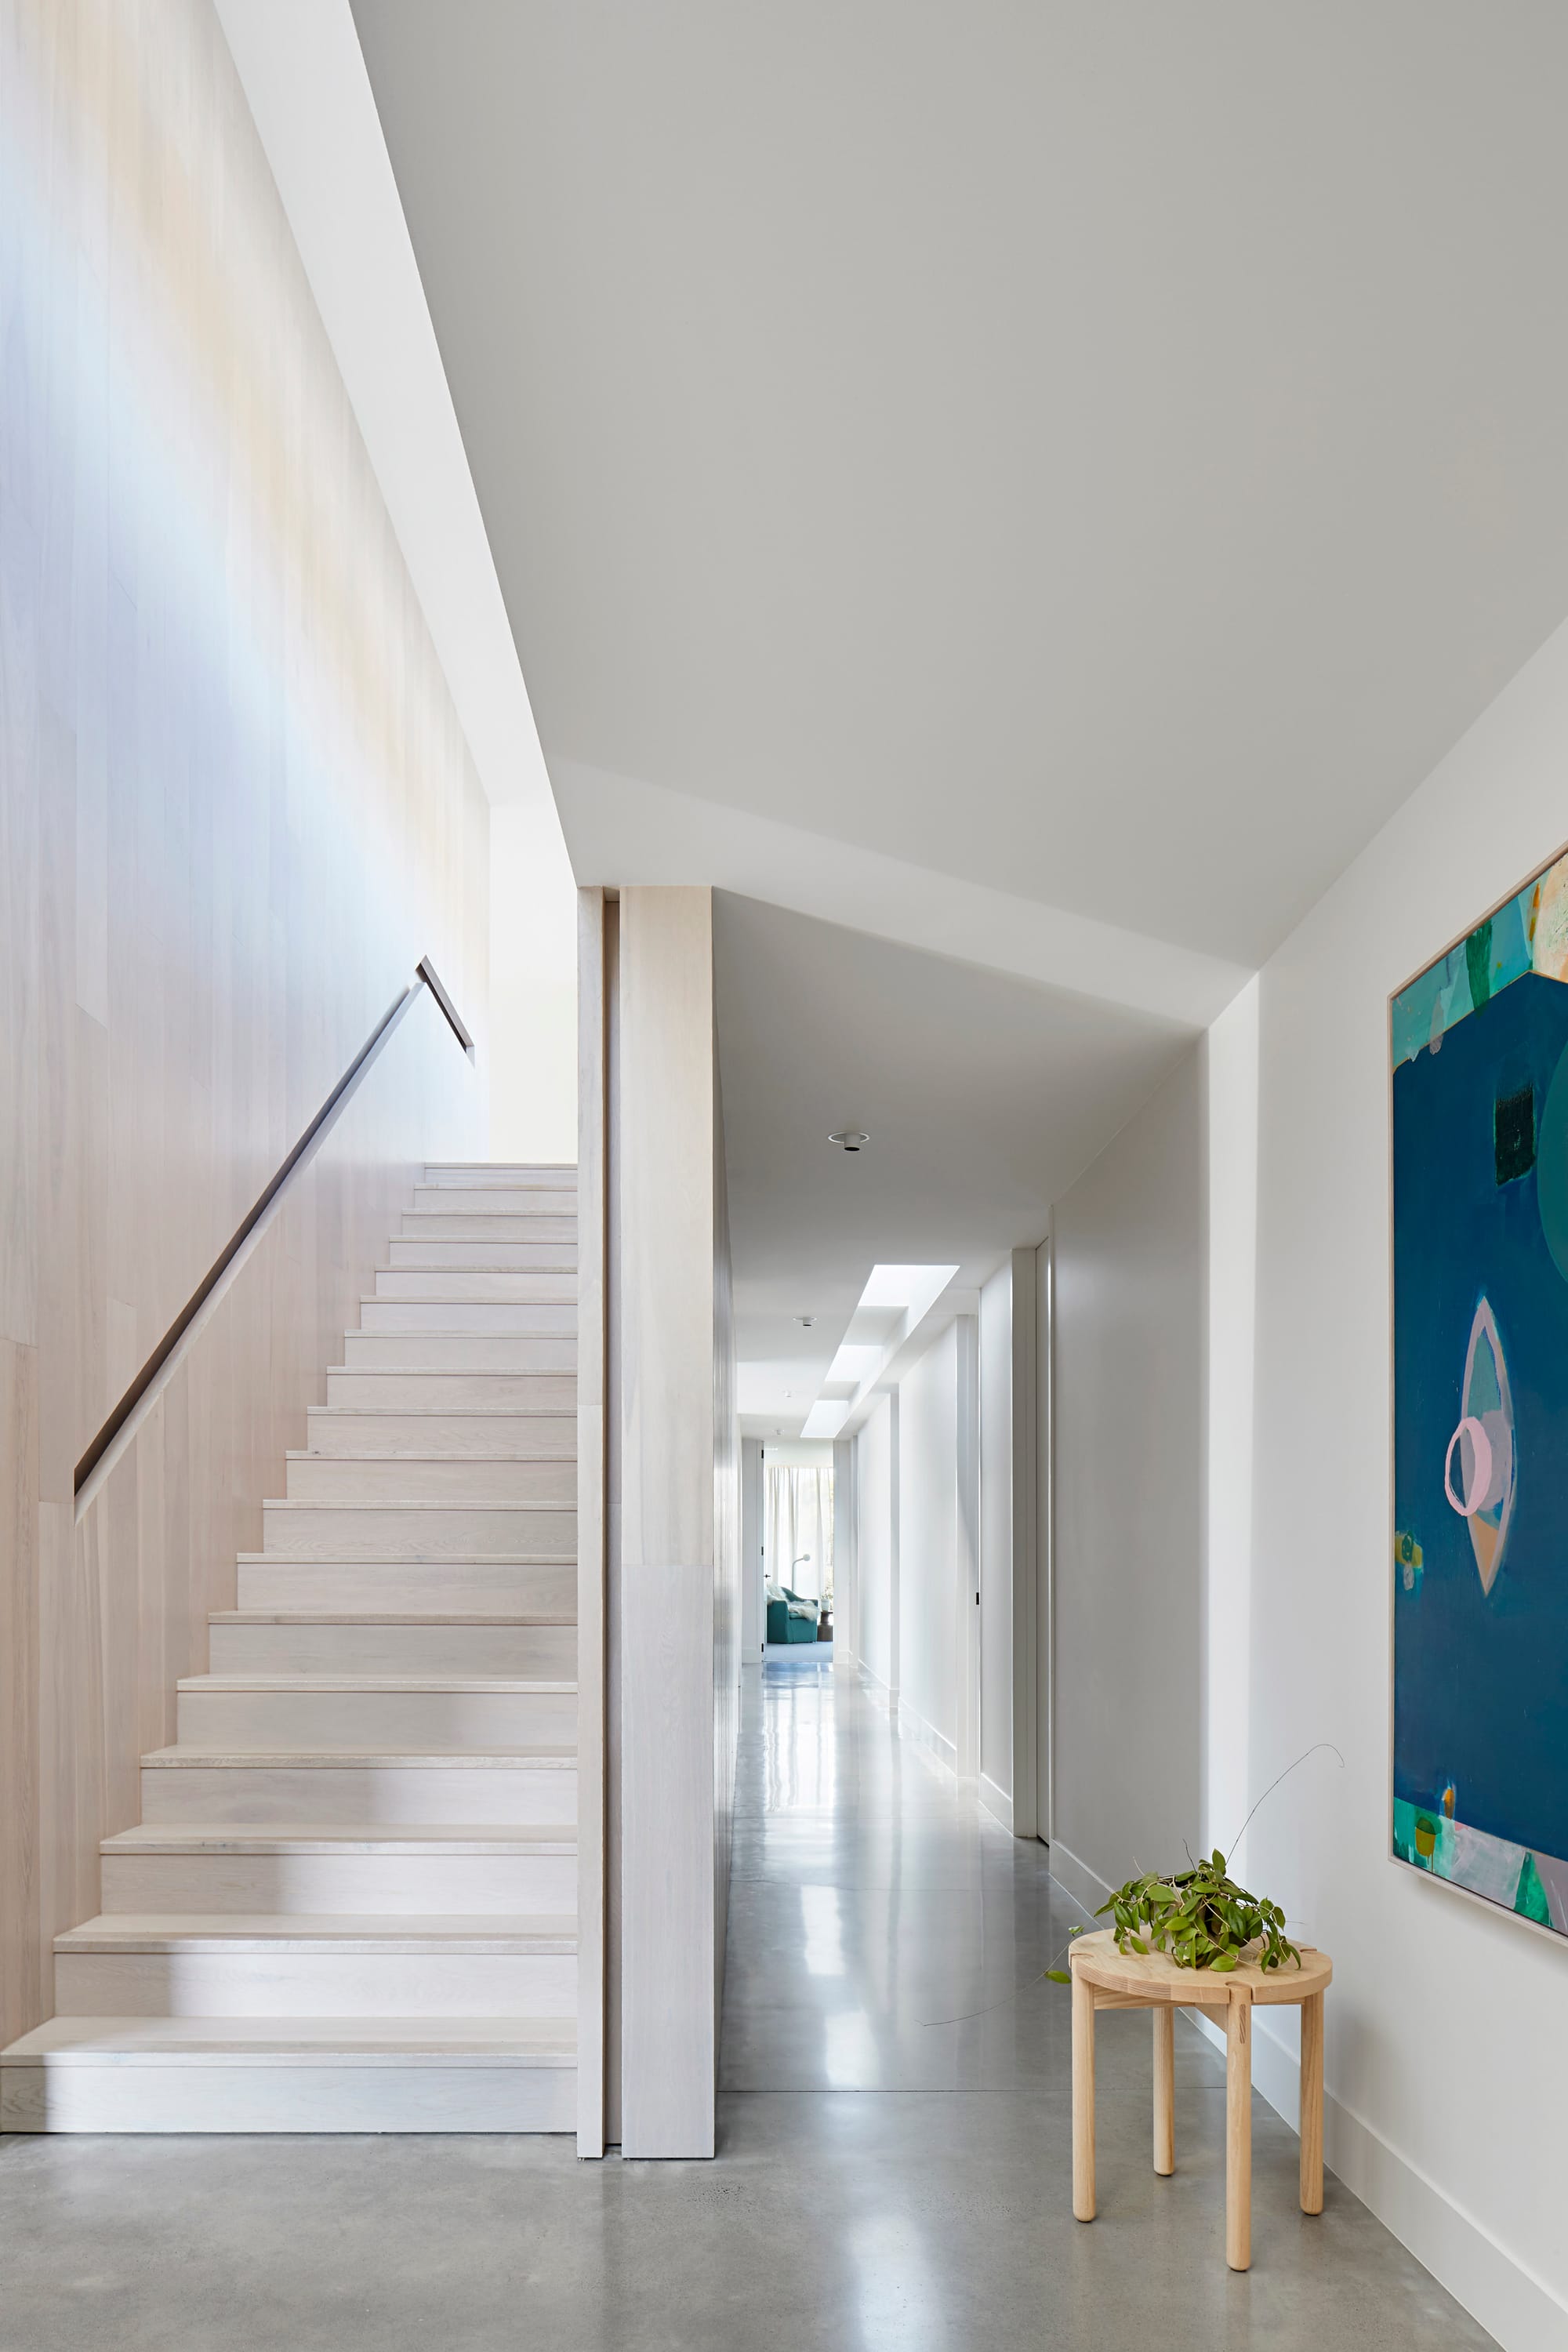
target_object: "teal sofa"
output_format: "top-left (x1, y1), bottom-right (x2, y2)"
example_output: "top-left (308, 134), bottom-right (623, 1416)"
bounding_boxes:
top-left (767, 1586), bottom-right (821, 1644)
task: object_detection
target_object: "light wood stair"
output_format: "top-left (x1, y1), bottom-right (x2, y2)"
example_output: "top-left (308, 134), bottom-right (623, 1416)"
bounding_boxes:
top-left (0, 1161), bottom-right (581, 2133)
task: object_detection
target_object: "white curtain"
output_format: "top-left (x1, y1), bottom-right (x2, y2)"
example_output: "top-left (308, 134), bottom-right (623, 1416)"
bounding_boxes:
top-left (764, 1467), bottom-right (835, 1604)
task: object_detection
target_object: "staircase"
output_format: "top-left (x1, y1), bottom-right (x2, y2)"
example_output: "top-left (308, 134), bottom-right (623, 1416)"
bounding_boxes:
top-left (0, 1163), bottom-right (580, 2132)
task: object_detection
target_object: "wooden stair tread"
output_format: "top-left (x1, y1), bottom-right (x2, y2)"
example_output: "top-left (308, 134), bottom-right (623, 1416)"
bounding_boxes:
top-left (357, 1291), bottom-right (574, 1302)
top-left (235, 1552), bottom-right (576, 1565)
top-left (284, 1449), bottom-right (577, 1463)
top-left (141, 1745), bottom-right (576, 1768)
top-left (306, 1406), bottom-right (575, 1417)
top-left (401, 1207), bottom-right (577, 1218)
top-left (56, 1914), bottom-right (579, 1952)
top-left (209, 1611), bottom-right (576, 1627)
top-left (102, 1825), bottom-right (578, 1853)
top-left (176, 1675), bottom-right (576, 1693)
top-left (348, 1329), bottom-right (577, 1339)
top-left (2, 2018), bottom-right (576, 2064)
top-left (380, 1260), bottom-right (576, 1270)
top-left (260, 1497), bottom-right (575, 1511)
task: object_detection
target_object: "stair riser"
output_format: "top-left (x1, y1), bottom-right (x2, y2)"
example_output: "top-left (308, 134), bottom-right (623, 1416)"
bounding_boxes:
top-left (2, 2063), bottom-right (575, 2134)
top-left (304, 1410), bottom-right (575, 1456)
top-left (100, 1849), bottom-right (577, 1916)
top-left (374, 1271), bottom-right (576, 1302)
top-left (236, 1561), bottom-right (575, 1613)
top-left (359, 1301), bottom-right (575, 1334)
top-left (424, 1166), bottom-right (576, 1187)
top-left (54, 1951), bottom-right (576, 2019)
top-left (176, 1688), bottom-right (578, 1751)
top-left (260, 1502), bottom-right (576, 1557)
top-left (401, 1215), bottom-right (577, 1243)
top-left (388, 1241), bottom-right (578, 1270)
top-left (414, 1186), bottom-right (575, 1214)
top-left (326, 1370), bottom-right (575, 1409)
top-left (285, 1457), bottom-right (575, 1504)
top-left (140, 1762), bottom-right (577, 1826)
top-left (343, 1334), bottom-right (576, 1370)
top-left (209, 1623), bottom-right (576, 1677)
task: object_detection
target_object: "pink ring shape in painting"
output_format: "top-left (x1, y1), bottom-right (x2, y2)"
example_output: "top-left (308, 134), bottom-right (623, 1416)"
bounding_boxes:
top-left (1443, 1417), bottom-right (1494, 1517)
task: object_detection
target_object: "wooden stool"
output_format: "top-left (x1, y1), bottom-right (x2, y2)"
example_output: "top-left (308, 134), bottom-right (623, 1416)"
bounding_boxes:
top-left (1068, 1929), bottom-right (1332, 2271)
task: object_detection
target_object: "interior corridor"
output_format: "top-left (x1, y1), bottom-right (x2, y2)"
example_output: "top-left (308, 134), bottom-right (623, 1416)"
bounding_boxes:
top-left (0, 1659), bottom-right (1494, 2350)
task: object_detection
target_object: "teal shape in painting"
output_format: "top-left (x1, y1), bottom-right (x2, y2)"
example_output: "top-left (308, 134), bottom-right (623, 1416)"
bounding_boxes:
top-left (1535, 1040), bottom-right (1568, 1286)
top-left (1392, 884), bottom-right (1536, 1066)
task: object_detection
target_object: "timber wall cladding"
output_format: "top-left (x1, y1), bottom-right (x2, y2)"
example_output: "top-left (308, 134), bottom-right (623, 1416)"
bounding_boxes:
top-left (0, 0), bottom-right (488, 2045)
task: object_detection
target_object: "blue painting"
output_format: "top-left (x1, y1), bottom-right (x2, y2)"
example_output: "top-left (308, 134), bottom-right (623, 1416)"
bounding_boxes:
top-left (1392, 850), bottom-right (1568, 1933)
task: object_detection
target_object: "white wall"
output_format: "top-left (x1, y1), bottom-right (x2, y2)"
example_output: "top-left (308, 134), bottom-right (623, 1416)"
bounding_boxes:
top-left (855, 1392), bottom-right (897, 1697)
top-left (1237, 621), bottom-right (1568, 2352)
top-left (1050, 1046), bottom-right (1205, 1912)
top-left (488, 799), bottom-right (579, 1160)
top-left (978, 1266), bottom-right (1015, 1819)
top-left (1203, 982), bottom-right (1259, 1867)
top-left (739, 1436), bottom-right (763, 1664)
top-left (1035, 1240), bottom-right (1053, 1838)
top-left (897, 1325), bottom-right (959, 1768)
top-left (853, 1308), bottom-right (1031, 1806)
top-left (833, 1436), bottom-right (856, 1661)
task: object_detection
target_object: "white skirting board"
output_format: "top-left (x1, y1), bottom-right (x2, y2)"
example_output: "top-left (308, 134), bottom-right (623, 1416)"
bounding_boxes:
top-left (855, 1663), bottom-right (898, 1718)
top-left (978, 1773), bottom-right (1013, 1834)
top-left (1046, 1844), bottom-right (1567, 2351)
top-left (1042, 1838), bottom-right (1109, 1919)
top-left (896, 1699), bottom-right (956, 1780)
top-left (1185, 2006), bottom-right (1568, 2352)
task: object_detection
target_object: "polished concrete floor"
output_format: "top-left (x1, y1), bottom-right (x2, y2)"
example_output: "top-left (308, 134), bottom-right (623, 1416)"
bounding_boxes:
top-left (1, 1655), bottom-right (1494, 2350)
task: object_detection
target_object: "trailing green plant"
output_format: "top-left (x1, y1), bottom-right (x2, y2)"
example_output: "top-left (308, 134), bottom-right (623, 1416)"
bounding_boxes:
top-left (1045, 1851), bottom-right (1299, 1982)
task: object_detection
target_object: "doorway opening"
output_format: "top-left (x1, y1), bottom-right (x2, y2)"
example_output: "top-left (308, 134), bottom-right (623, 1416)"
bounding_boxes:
top-left (763, 1445), bottom-right (835, 1653)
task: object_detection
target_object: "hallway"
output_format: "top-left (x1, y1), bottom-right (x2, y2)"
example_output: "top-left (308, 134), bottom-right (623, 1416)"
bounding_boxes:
top-left (0, 1656), bottom-right (1493, 2349)
top-left (718, 1657), bottom-right (1492, 2346)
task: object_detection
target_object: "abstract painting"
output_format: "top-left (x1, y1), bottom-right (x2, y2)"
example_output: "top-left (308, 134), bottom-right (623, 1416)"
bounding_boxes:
top-left (1392, 847), bottom-right (1568, 1936)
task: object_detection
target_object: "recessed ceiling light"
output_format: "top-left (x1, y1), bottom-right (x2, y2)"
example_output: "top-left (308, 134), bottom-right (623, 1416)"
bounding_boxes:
top-left (828, 1130), bottom-right (869, 1152)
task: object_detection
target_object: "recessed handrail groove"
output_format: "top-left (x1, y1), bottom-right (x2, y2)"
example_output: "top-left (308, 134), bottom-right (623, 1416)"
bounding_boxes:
top-left (73, 957), bottom-right (473, 1515)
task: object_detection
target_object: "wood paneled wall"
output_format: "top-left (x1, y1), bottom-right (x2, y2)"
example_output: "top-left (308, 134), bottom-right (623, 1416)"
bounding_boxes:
top-left (0, 0), bottom-right (488, 2049)
top-left (575, 887), bottom-right (609, 2157)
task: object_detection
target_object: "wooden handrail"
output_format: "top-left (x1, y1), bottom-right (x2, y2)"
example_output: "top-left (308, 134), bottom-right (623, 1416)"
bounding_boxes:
top-left (73, 958), bottom-right (473, 1514)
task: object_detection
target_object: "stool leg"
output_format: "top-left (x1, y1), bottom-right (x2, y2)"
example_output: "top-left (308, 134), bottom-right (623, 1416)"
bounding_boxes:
top-left (1072, 1971), bottom-right (1096, 2221)
top-left (1152, 2007), bottom-right (1174, 2176)
top-left (1225, 1992), bottom-right (1252, 2272)
top-left (1299, 1991), bottom-right (1324, 2215)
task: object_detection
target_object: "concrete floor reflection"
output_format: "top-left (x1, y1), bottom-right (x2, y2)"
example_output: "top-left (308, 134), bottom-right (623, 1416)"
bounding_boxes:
top-left (0, 1653), bottom-right (1497, 2350)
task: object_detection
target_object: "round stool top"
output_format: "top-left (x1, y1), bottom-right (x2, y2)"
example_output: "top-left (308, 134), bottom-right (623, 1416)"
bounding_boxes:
top-left (1069, 1928), bottom-right (1331, 2008)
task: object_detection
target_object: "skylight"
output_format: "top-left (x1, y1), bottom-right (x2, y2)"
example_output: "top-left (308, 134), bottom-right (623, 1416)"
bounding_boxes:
top-left (796, 1264), bottom-right (961, 1437)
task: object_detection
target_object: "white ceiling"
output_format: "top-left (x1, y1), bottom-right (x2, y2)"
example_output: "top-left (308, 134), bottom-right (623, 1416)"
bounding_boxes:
top-left (353, 0), bottom-right (1568, 971)
top-left (713, 892), bottom-right (1189, 1429)
top-left (238, 6), bottom-right (1568, 1420)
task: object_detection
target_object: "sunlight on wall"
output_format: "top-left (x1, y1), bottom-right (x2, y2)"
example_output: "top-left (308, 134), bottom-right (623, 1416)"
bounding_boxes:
top-left (488, 800), bottom-right (578, 1160)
